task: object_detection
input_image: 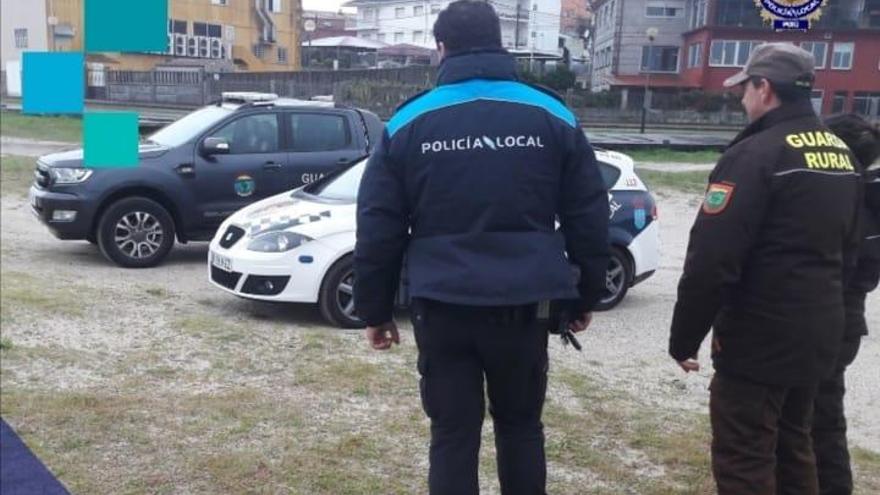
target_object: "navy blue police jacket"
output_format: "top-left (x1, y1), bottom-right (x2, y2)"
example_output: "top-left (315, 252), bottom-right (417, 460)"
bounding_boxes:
top-left (353, 50), bottom-right (610, 326)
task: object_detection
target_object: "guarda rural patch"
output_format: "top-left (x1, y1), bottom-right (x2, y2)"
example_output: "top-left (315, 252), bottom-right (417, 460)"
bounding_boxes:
top-left (703, 183), bottom-right (735, 215)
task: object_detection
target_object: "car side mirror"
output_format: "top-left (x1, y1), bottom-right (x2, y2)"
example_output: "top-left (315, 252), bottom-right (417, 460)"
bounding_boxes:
top-left (202, 137), bottom-right (230, 155)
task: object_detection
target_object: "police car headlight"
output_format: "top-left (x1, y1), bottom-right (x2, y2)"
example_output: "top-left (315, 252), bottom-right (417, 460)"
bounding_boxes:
top-left (247, 232), bottom-right (312, 252)
top-left (51, 168), bottom-right (93, 184)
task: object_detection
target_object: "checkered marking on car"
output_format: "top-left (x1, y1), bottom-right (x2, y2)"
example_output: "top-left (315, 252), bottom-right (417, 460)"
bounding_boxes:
top-left (241, 210), bottom-right (332, 236)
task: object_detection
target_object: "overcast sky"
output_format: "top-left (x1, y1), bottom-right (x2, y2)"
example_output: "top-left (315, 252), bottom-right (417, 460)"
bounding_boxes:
top-left (302, 0), bottom-right (352, 12)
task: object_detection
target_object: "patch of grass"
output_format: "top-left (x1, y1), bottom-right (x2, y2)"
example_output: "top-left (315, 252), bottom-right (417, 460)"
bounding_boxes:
top-left (0, 111), bottom-right (82, 143)
top-left (853, 447), bottom-right (880, 493)
top-left (638, 169), bottom-right (710, 194)
top-left (0, 155), bottom-right (35, 198)
top-left (0, 337), bottom-right (12, 350)
top-left (625, 148), bottom-right (721, 164)
top-left (0, 272), bottom-right (90, 319)
top-left (145, 287), bottom-right (170, 298)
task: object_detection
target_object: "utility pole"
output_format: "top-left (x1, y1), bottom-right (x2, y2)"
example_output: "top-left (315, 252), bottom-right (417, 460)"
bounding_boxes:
top-left (515, 2), bottom-right (521, 49)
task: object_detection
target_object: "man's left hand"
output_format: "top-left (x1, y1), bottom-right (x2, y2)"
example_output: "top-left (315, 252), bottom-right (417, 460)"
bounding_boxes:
top-left (677, 357), bottom-right (700, 373)
top-left (365, 321), bottom-right (400, 350)
top-left (568, 312), bottom-right (593, 333)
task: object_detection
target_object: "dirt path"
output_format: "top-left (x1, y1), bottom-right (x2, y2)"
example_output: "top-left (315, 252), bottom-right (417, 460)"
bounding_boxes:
top-left (2, 186), bottom-right (876, 452)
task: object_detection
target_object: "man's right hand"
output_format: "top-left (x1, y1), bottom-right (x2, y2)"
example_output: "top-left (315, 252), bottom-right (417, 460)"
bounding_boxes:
top-left (568, 312), bottom-right (593, 333)
top-left (365, 321), bottom-right (400, 351)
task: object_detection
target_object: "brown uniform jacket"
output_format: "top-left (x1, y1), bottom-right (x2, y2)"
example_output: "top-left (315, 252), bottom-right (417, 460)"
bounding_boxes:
top-left (669, 101), bottom-right (861, 386)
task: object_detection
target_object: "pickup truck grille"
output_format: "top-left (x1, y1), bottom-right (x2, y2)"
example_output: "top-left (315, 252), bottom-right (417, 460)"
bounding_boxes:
top-left (34, 161), bottom-right (51, 188)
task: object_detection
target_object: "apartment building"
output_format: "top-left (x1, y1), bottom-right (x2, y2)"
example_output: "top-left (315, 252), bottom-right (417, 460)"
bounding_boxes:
top-left (2, 0), bottom-right (303, 72)
top-left (346, 0), bottom-right (563, 57)
top-left (589, 0), bottom-right (880, 118)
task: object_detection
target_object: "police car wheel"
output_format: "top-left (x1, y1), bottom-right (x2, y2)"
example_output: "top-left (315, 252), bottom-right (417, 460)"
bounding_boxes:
top-left (319, 255), bottom-right (366, 329)
top-left (595, 247), bottom-right (632, 311)
top-left (97, 197), bottom-right (175, 268)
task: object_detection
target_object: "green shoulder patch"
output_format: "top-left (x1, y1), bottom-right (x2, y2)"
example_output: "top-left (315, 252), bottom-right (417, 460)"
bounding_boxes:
top-left (702, 182), bottom-right (735, 215)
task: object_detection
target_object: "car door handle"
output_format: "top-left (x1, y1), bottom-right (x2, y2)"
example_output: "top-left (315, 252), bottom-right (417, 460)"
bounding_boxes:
top-left (337, 158), bottom-right (350, 165)
top-left (263, 161), bottom-right (282, 171)
top-left (175, 163), bottom-right (195, 176)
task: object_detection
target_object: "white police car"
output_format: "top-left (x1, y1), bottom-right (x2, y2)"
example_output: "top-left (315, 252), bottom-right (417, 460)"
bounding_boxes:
top-left (208, 149), bottom-right (659, 328)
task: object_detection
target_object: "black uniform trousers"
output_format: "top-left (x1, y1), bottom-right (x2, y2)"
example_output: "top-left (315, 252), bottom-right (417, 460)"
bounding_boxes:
top-left (812, 336), bottom-right (862, 495)
top-left (710, 372), bottom-right (820, 495)
top-left (410, 298), bottom-right (549, 495)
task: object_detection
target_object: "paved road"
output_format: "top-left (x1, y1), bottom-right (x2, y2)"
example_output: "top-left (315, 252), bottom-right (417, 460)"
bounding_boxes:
top-left (0, 137), bottom-right (76, 158)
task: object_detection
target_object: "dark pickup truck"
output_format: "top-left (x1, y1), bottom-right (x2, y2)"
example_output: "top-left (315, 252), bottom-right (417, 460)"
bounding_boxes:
top-left (28, 93), bottom-right (383, 267)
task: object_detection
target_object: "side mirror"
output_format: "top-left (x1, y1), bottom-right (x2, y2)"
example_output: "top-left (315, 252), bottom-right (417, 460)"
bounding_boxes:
top-left (202, 137), bottom-right (231, 155)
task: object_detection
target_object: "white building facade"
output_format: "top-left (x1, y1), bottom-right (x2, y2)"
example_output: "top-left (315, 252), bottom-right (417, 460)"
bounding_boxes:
top-left (346, 0), bottom-right (562, 56)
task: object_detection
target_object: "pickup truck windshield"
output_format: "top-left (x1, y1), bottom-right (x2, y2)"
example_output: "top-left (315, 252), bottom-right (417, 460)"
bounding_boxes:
top-left (147, 106), bottom-right (234, 147)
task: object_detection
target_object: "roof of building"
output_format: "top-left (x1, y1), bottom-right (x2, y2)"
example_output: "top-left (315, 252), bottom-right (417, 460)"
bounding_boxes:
top-left (303, 36), bottom-right (387, 49)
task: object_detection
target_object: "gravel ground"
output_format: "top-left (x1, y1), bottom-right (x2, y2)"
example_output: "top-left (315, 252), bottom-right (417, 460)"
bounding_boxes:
top-left (1, 183), bottom-right (877, 455)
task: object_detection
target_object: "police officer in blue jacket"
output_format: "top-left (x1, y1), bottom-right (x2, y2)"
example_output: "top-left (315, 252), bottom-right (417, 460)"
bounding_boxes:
top-left (353, 2), bottom-right (609, 493)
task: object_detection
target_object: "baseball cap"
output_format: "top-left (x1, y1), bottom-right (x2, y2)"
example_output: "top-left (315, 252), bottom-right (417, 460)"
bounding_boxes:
top-left (723, 42), bottom-right (816, 89)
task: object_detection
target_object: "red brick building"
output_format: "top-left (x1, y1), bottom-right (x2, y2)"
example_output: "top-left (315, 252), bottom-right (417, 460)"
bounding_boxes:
top-left (590, 0), bottom-right (880, 118)
top-left (681, 27), bottom-right (879, 116)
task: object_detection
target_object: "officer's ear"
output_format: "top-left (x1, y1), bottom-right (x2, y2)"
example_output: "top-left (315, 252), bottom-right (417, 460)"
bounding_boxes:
top-left (437, 42), bottom-right (447, 61)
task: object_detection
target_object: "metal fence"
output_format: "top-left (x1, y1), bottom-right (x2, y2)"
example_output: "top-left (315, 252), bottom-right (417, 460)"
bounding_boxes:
top-left (98, 66), bottom-right (438, 107)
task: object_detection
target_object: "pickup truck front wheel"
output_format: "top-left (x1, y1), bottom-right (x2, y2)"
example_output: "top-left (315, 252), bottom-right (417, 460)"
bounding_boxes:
top-left (97, 197), bottom-right (175, 268)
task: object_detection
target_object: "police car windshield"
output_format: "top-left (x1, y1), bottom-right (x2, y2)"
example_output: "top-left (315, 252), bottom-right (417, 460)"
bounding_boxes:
top-left (147, 106), bottom-right (234, 147)
top-left (303, 159), bottom-right (367, 201)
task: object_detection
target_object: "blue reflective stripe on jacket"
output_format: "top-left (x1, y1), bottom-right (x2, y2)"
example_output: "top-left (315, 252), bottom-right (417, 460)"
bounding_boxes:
top-left (387, 79), bottom-right (577, 137)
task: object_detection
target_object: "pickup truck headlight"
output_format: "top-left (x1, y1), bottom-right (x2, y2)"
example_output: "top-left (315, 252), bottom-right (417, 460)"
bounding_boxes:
top-left (51, 168), bottom-right (93, 184)
top-left (247, 232), bottom-right (312, 253)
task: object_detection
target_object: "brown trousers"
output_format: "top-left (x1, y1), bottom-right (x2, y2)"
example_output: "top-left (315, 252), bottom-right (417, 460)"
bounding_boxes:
top-left (710, 372), bottom-right (820, 495)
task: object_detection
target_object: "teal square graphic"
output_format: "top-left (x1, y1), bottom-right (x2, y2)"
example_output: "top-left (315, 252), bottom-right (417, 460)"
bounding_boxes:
top-left (84, 113), bottom-right (140, 168)
top-left (22, 52), bottom-right (84, 114)
top-left (85, 0), bottom-right (168, 53)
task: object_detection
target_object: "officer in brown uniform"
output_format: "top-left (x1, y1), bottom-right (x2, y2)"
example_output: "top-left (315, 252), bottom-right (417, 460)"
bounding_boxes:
top-left (668, 43), bottom-right (861, 495)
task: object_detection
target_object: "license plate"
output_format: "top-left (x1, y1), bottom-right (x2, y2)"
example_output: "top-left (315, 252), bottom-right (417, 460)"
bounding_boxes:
top-left (211, 252), bottom-right (232, 272)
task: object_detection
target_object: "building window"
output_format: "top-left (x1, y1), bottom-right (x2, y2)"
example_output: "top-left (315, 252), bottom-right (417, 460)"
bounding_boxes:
top-left (831, 42), bottom-right (854, 70)
top-left (362, 8), bottom-right (374, 20)
top-left (831, 91), bottom-right (848, 114)
top-left (646, 2), bottom-right (683, 17)
top-left (277, 47), bottom-right (288, 64)
top-left (14, 28), bottom-right (28, 48)
top-left (641, 46), bottom-right (679, 72)
top-left (852, 92), bottom-right (880, 119)
top-left (431, 4), bottom-right (442, 14)
top-left (810, 90), bottom-right (823, 115)
top-left (687, 42), bottom-right (702, 68)
top-left (395, 7), bottom-right (406, 18)
top-left (413, 30), bottom-right (424, 43)
top-left (709, 40), bottom-right (761, 67)
top-left (690, 0), bottom-right (707, 29)
top-left (378, 33), bottom-right (386, 43)
top-left (801, 41), bottom-right (827, 69)
top-left (253, 44), bottom-right (266, 59)
top-left (414, 5), bottom-right (424, 16)
top-left (394, 32), bottom-right (404, 43)
top-left (168, 19), bottom-right (187, 34)
top-left (194, 22), bottom-right (223, 38)
top-left (268, 0), bottom-right (282, 13)
top-left (210, 0), bottom-right (228, 5)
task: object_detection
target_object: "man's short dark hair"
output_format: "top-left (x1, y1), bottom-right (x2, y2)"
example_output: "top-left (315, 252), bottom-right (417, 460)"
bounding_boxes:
top-left (433, 0), bottom-right (502, 54)
top-left (749, 76), bottom-right (811, 104)
top-left (826, 113), bottom-right (880, 170)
